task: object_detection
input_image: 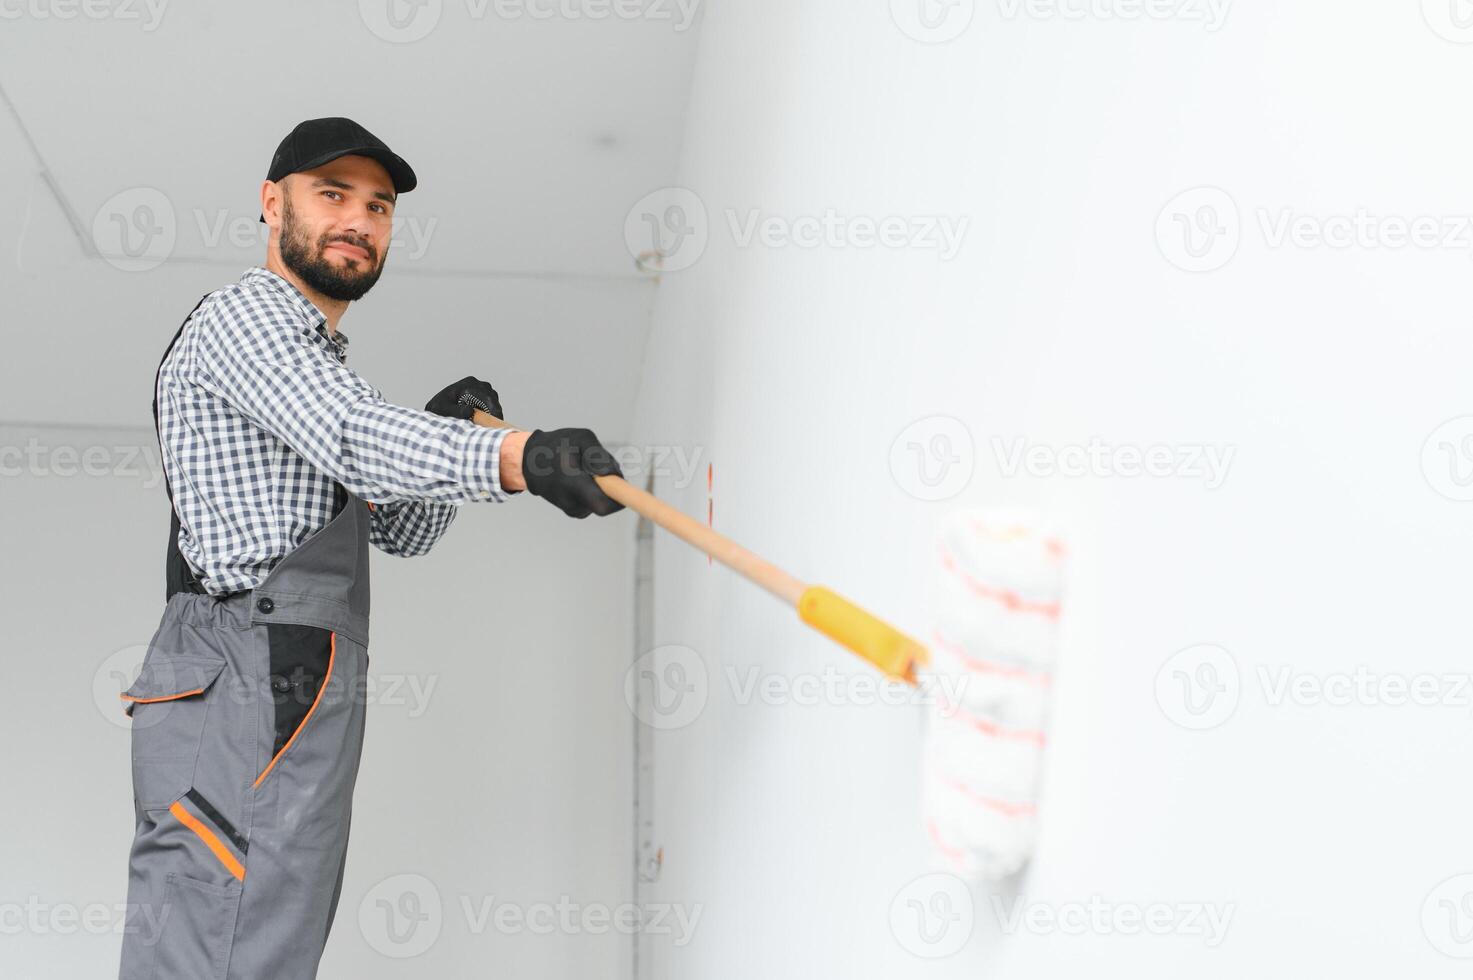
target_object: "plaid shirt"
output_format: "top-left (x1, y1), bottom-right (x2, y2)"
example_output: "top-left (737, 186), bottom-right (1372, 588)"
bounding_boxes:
top-left (156, 266), bottom-right (511, 595)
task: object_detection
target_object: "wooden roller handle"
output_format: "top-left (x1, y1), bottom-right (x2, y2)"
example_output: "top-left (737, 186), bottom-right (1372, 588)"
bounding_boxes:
top-left (472, 410), bottom-right (807, 606)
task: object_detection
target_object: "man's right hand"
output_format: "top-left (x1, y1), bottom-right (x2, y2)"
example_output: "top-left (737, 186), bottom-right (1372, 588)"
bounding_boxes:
top-left (511, 428), bottom-right (625, 518)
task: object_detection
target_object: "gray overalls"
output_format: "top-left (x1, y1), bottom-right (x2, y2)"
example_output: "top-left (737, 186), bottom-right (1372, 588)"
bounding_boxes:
top-left (119, 298), bottom-right (374, 979)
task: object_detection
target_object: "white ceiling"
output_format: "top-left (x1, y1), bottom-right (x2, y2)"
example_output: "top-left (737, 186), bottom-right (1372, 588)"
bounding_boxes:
top-left (0, 1), bottom-right (702, 437)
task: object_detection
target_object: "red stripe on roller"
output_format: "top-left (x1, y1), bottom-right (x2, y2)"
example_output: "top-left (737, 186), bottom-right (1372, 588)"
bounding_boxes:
top-left (932, 631), bottom-right (1053, 687)
top-left (938, 698), bottom-right (1048, 748)
top-left (945, 778), bottom-right (1038, 818)
top-left (939, 547), bottom-right (1061, 620)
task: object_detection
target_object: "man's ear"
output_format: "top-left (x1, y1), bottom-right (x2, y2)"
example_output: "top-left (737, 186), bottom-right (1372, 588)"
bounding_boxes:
top-left (261, 178), bottom-right (282, 228)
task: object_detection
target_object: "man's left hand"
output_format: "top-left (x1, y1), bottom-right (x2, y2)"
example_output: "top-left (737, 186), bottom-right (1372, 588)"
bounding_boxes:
top-left (425, 376), bottom-right (504, 422)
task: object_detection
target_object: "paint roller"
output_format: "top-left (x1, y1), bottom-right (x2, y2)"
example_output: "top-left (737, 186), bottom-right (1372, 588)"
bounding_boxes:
top-left (922, 510), bottom-right (1065, 880)
top-left (471, 410), bottom-right (928, 685)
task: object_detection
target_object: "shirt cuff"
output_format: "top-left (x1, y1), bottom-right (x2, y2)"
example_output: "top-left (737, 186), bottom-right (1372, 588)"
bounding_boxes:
top-left (460, 423), bottom-right (511, 502)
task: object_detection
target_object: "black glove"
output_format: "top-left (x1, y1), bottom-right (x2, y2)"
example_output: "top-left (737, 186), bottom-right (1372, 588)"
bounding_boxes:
top-left (425, 376), bottom-right (503, 422)
top-left (522, 428), bottom-right (625, 519)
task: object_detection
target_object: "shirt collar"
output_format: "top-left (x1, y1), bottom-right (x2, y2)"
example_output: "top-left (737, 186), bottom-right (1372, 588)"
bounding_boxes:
top-left (241, 266), bottom-right (351, 358)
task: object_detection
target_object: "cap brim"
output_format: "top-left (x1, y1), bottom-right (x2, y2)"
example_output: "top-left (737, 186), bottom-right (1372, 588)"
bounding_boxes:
top-left (258, 146), bottom-right (417, 223)
top-left (300, 145), bottom-right (417, 193)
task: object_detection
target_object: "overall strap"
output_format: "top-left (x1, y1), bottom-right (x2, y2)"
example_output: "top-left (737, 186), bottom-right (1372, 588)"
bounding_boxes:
top-left (155, 294), bottom-right (211, 600)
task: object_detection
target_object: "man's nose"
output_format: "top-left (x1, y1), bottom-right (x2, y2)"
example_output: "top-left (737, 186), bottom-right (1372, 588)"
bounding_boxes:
top-left (337, 205), bottom-right (383, 243)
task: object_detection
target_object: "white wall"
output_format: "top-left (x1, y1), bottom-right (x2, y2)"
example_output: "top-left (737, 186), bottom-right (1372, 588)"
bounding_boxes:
top-left (0, 423), bottom-right (634, 977)
top-left (628, 2), bottom-right (1473, 977)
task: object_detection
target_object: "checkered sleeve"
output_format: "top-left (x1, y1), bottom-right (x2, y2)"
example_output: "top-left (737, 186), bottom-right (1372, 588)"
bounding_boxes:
top-left (368, 500), bottom-right (459, 557)
top-left (192, 286), bottom-right (512, 505)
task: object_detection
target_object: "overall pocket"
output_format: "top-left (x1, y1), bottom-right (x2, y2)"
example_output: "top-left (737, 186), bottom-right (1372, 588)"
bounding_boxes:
top-left (153, 871), bottom-right (241, 980)
top-left (122, 655), bottom-right (227, 811)
top-left (255, 625), bottom-right (335, 787)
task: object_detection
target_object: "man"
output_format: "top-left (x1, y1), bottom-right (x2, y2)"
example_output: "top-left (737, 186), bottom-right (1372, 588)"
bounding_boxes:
top-left (118, 117), bottom-right (623, 979)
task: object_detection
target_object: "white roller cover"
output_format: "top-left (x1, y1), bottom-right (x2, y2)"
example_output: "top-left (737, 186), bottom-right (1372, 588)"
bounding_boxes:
top-left (922, 509), bottom-right (1065, 881)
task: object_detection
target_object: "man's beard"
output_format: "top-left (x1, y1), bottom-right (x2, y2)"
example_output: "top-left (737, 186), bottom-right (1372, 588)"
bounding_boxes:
top-left (278, 194), bottom-right (387, 302)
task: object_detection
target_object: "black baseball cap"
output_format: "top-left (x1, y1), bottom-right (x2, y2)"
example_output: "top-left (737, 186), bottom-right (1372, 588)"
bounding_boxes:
top-left (258, 117), bottom-right (417, 223)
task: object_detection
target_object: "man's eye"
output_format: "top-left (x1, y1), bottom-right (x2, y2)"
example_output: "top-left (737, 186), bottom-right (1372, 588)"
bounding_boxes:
top-left (323, 190), bottom-right (340, 200)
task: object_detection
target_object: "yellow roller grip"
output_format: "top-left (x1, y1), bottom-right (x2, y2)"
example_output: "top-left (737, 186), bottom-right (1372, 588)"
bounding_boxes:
top-left (797, 586), bottom-right (929, 685)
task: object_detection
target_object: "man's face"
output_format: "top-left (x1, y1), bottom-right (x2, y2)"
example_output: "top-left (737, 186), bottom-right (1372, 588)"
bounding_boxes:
top-left (273, 155), bottom-right (395, 302)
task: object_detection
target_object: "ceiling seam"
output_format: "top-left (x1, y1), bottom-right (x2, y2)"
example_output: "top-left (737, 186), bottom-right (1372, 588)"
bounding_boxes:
top-left (0, 77), bottom-right (97, 258)
top-left (0, 418), bottom-right (156, 435)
